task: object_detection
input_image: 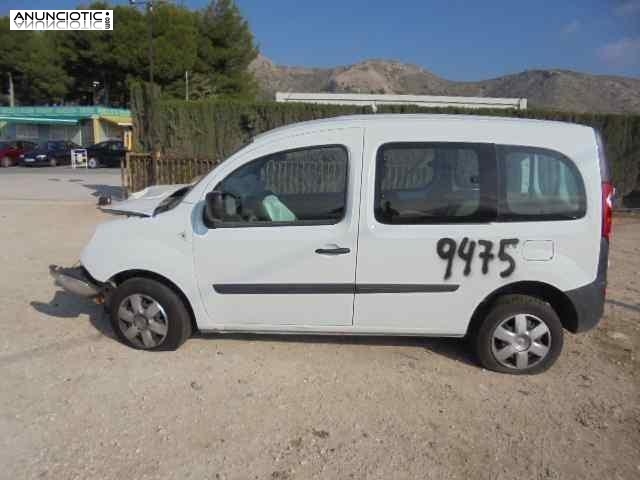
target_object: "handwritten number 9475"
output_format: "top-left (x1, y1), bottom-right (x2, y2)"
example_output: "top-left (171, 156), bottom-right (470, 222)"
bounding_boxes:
top-left (436, 238), bottom-right (519, 280)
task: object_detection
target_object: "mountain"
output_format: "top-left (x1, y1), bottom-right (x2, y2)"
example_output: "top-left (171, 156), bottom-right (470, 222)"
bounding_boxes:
top-left (249, 55), bottom-right (640, 114)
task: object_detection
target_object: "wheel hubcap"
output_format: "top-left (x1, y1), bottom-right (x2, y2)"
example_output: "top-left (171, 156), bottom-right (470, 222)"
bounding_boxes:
top-left (491, 313), bottom-right (551, 370)
top-left (117, 294), bottom-right (168, 349)
top-left (133, 314), bottom-right (149, 330)
top-left (513, 334), bottom-right (531, 351)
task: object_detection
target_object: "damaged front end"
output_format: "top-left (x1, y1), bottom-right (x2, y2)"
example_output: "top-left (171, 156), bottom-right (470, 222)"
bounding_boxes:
top-left (49, 264), bottom-right (109, 304)
top-left (100, 184), bottom-right (190, 217)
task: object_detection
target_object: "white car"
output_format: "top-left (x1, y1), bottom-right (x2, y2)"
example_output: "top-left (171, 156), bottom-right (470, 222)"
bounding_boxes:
top-left (51, 114), bottom-right (613, 374)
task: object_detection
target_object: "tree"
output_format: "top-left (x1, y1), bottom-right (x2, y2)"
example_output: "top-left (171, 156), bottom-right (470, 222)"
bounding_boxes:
top-left (195, 0), bottom-right (259, 98)
top-left (0, 17), bottom-right (27, 105)
top-left (58, 2), bottom-right (201, 105)
top-left (151, 4), bottom-right (199, 90)
top-left (21, 33), bottom-right (72, 104)
top-left (0, 0), bottom-right (260, 105)
top-left (57, 2), bottom-right (148, 106)
top-left (0, 18), bottom-right (70, 105)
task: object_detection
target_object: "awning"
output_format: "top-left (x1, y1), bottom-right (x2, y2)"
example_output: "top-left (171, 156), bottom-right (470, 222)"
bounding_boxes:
top-left (0, 116), bottom-right (80, 125)
top-left (100, 116), bottom-right (133, 127)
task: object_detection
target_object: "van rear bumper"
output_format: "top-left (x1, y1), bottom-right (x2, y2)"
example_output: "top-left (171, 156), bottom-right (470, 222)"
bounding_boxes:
top-left (564, 239), bottom-right (609, 333)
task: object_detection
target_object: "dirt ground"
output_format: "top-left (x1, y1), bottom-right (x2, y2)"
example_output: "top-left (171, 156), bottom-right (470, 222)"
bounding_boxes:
top-left (0, 170), bottom-right (638, 480)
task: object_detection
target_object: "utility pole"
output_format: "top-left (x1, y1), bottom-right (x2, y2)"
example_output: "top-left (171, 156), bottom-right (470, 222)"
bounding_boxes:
top-left (185, 70), bottom-right (189, 101)
top-left (148, 1), bottom-right (154, 84)
top-left (103, 73), bottom-right (110, 105)
top-left (8, 72), bottom-right (14, 107)
top-left (129, 0), bottom-right (157, 84)
top-left (92, 81), bottom-right (100, 105)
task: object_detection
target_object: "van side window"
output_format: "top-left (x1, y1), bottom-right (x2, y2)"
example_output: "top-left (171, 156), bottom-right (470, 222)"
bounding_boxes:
top-left (497, 146), bottom-right (586, 221)
top-left (214, 145), bottom-right (348, 226)
top-left (374, 143), bottom-right (496, 224)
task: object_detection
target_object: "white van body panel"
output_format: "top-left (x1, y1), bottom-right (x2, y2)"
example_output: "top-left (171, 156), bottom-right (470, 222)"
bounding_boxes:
top-left (80, 205), bottom-right (210, 324)
top-left (354, 119), bottom-right (600, 335)
top-left (101, 184), bottom-right (188, 217)
top-left (79, 115), bottom-right (603, 336)
top-left (190, 127), bottom-right (364, 329)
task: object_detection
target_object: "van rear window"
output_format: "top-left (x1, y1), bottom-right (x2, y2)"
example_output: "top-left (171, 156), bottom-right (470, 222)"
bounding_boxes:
top-left (374, 142), bottom-right (586, 225)
top-left (374, 142), bottom-right (496, 224)
top-left (497, 146), bottom-right (586, 221)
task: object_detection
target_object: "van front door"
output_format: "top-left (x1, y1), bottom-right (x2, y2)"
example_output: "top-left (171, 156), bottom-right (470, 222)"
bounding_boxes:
top-left (192, 128), bottom-right (363, 328)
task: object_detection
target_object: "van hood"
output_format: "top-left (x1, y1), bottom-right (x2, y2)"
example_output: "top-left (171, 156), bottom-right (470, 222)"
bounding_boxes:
top-left (101, 184), bottom-right (188, 217)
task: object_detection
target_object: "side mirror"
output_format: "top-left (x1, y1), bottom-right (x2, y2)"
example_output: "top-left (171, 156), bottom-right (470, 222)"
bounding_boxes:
top-left (204, 191), bottom-right (224, 228)
top-left (203, 191), bottom-right (237, 228)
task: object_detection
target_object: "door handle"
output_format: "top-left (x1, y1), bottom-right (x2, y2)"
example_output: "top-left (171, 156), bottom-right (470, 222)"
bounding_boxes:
top-left (315, 247), bottom-right (351, 255)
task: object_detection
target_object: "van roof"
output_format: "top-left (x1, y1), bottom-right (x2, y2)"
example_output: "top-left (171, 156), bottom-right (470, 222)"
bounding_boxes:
top-left (253, 113), bottom-right (593, 142)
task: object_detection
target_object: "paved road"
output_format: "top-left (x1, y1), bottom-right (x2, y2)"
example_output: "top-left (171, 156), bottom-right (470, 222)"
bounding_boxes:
top-left (0, 166), bottom-right (123, 202)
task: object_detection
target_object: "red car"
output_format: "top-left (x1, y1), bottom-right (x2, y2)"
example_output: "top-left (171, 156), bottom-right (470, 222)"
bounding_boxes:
top-left (0, 140), bottom-right (37, 167)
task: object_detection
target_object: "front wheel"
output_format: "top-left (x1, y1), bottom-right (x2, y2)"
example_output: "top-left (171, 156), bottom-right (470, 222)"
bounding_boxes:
top-left (110, 277), bottom-right (192, 350)
top-left (88, 157), bottom-right (99, 169)
top-left (49, 157), bottom-right (57, 167)
top-left (473, 294), bottom-right (563, 374)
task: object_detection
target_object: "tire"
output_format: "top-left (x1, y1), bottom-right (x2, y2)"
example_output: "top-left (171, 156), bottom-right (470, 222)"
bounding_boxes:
top-left (109, 277), bottom-right (192, 351)
top-left (473, 294), bottom-right (563, 374)
top-left (1, 157), bottom-right (11, 168)
top-left (49, 157), bottom-right (57, 167)
top-left (88, 157), bottom-right (99, 169)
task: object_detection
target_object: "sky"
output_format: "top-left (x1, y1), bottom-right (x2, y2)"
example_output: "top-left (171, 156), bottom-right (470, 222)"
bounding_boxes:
top-left (1, 0), bottom-right (639, 79)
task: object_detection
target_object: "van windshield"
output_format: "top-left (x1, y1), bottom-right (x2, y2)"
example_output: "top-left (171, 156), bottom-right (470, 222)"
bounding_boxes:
top-left (153, 138), bottom-right (254, 216)
top-left (186, 139), bottom-right (254, 190)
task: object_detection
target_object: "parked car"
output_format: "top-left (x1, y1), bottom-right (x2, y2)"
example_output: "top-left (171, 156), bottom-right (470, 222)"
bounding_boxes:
top-left (21, 140), bottom-right (81, 167)
top-left (86, 139), bottom-right (127, 168)
top-left (50, 114), bottom-right (612, 374)
top-left (0, 140), bottom-right (37, 167)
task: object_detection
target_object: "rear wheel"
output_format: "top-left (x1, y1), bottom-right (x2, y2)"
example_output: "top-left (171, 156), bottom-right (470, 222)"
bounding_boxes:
top-left (49, 157), bottom-right (57, 167)
top-left (88, 157), bottom-right (99, 169)
top-left (1, 157), bottom-right (11, 168)
top-left (110, 278), bottom-right (192, 350)
top-left (473, 294), bottom-right (563, 374)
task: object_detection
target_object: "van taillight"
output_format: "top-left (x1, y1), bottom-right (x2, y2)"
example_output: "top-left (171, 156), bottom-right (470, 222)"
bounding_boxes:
top-left (602, 182), bottom-right (614, 240)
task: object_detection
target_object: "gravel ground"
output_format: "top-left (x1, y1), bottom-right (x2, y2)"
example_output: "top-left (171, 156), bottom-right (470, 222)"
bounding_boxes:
top-left (0, 169), bottom-right (638, 480)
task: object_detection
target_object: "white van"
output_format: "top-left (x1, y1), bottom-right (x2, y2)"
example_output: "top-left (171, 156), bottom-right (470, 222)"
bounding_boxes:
top-left (51, 115), bottom-right (613, 374)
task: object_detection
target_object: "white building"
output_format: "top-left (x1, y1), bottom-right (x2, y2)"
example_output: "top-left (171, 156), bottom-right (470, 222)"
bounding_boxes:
top-left (275, 92), bottom-right (527, 111)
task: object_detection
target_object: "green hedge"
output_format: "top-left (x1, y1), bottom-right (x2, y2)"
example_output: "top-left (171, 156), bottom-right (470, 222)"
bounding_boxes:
top-left (131, 84), bottom-right (640, 196)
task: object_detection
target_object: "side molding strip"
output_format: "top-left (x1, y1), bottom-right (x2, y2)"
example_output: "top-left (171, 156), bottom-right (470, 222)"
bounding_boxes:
top-left (213, 284), bottom-right (459, 294)
top-left (356, 284), bottom-right (459, 293)
top-left (214, 284), bottom-right (352, 294)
